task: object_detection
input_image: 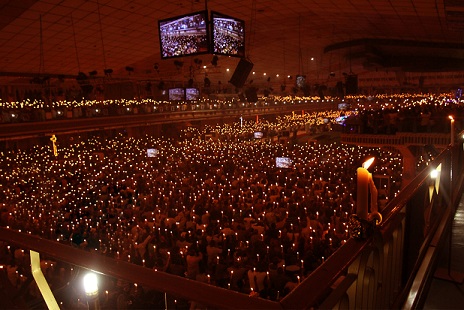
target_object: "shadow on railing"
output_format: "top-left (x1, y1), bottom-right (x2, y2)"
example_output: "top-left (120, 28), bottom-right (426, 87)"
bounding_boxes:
top-left (0, 141), bottom-right (463, 309)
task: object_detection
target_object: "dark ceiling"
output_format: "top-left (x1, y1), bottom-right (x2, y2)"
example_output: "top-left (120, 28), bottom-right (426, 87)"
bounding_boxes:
top-left (0, 0), bottom-right (464, 87)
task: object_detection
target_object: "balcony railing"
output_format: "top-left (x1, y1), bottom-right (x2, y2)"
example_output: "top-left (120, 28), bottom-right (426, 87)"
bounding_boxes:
top-left (0, 101), bottom-right (337, 140)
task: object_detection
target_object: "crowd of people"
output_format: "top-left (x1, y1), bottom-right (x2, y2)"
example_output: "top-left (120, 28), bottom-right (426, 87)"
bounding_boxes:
top-left (1, 92), bottom-right (462, 308)
top-left (0, 96), bottom-right (333, 123)
top-left (342, 94), bottom-right (464, 134)
top-left (160, 34), bottom-right (209, 58)
top-left (0, 108), bottom-right (403, 308)
top-left (212, 17), bottom-right (244, 56)
top-left (1, 92), bottom-right (463, 130)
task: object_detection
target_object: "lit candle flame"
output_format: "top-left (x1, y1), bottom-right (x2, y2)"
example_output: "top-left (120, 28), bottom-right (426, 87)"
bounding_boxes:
top-left (362, 157), bottom-right (375, 170)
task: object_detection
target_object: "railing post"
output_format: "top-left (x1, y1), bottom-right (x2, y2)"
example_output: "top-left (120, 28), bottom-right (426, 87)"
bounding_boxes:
top-left (30, 250), bottom-right (60, 310)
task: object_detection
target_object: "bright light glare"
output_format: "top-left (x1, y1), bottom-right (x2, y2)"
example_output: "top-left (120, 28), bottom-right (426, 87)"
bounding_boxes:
top-left (83, 272), bottom-right (99, 296)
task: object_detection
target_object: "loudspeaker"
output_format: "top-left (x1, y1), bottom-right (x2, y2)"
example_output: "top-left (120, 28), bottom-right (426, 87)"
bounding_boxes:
top-left (229, 58), bottom-right (254, 88)
top-left (345, 74), bottom-right (358, 95)
top-left (245, 87), bottom-right (258, 102)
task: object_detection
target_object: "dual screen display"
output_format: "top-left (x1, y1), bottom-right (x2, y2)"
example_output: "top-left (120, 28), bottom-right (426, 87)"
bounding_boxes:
top-left (168, 87), bottom-right (200, 101)
top-left (158, 11), bottom-right (245, 59)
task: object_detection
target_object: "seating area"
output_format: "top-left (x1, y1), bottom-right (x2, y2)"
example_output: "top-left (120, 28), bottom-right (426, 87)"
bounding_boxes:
top-left (1, 92), bottom-right (463, 308)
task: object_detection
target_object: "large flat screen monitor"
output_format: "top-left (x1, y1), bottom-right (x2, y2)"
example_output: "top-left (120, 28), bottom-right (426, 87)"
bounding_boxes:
top-left (158, 11), bottom-right (209, 59)
top-left (146, 148), bottom-right (159, 157)
top-left (169, 88), bottom-right (185, 101)
top-left (296, 75), bottom-right (306, 88)
top-left (276, 157), bottom-right (293, 169)
top-left (211, 11), bottom-right (245, 57)
top-left (186, 87), bottom-right (200, 100)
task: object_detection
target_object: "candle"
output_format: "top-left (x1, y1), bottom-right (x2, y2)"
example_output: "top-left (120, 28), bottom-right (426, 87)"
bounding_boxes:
top-left (369, 173), bottom-right (378, 213)
top-left (357, 157), bottom-right (374, 220)
top-left (449, 115), bottom-right (455, 145)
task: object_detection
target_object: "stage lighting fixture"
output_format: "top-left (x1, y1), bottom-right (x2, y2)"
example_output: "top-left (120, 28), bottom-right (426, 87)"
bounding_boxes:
top-left (204, 77), bottom-right (211, 87)
top-left (211, 55), bottom-right (218, 66)
top-left (174, 60), bottom-right (184, 69)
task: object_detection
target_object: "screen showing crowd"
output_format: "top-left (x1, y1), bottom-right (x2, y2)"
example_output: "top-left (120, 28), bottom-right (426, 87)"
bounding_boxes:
top-left (159, 11), bottom-right (209, 58)
top-left (211, 11), bottom-right (245, 57)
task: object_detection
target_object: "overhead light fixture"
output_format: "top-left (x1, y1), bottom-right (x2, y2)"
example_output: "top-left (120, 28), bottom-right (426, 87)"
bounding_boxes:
top-left (194, 58), bottom-right (202, 67)
top-left (104, 69), bottom-right (113, 76)
top-left (211, 55), bottom-right (218, 66)
top-left (204, 77), bottom-right (211, 87)
top-left (174, 60), bottom-right (183, 69)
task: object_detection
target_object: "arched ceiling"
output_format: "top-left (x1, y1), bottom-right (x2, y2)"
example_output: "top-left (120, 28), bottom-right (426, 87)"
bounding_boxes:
top-left (0, 0), bottom-right (463, 86)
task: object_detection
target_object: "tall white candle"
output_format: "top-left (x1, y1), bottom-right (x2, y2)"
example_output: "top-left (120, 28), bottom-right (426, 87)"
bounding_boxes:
top-left (357, 157), bottom-right (374, 220)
